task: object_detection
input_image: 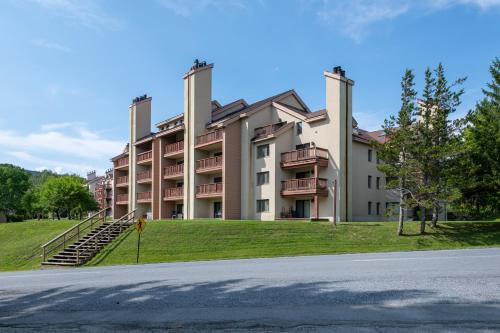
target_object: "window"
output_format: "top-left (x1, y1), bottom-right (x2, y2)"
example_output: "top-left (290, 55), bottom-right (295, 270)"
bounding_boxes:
top-left (296, 143), bottom-right (310, 150)
top-left (257, 172), bottom-right (269, 185)
top-left (257, 199), bottom-right (269, 213)
top-left (257, 144), bottom-right (269, 158)
top-left (296, 122), bottom-right (303, 135)
top-left (368, 175), bottom-right (372, 189)
top-left (376, 177), bottom-right (380, 190)
top-left (376, 202), bottom-right (380, 215)
top-left (368, 201), bottom-right (372, 215)
top-left (213, 176), bottom-right (222, 183)
top-left (368, 149), bottom-right (372, 162)
top-left (376, 152), bottom-right (380, 164)
top-left (214, 151), bottom-right (223, 157)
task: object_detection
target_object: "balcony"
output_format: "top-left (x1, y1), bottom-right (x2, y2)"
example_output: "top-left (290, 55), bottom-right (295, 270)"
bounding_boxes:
top-left (137, 170), bottom-right (152, 184)
top-left (195, 129), bottom-right (223, 150)
top-left (196, 156), bottom-right (223, 174)
top-left (254, 122), bottom-right (286, 140)
top-left (196, 183), bottom-right (223, 198)
top-left (116, 193), bottom-right (128, 205)
top-left (281, 177), bottom-right (328, 197)
top-left (164, 141), bottom-right (184, 158)
top-left (137, 150), bottom-right (152, 165)
top-left (115, 175), bottom-right (128, 187)
top-left (114, 156), bottom-right (129, 170)
top-left (164, 164), bottom-right (184, 179)
top-left (137, 191), bottom-right (152, 203)
top-left (281, 147), bottom-right (328, 169)
top-left (164, 187), bottom-right (184, 201)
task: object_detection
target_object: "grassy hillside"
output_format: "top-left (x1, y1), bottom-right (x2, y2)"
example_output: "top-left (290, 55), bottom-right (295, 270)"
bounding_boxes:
top-left (0, 219), bottom-right (78, 271)
top-left (88, 219), bottom-right (500, 267)
top-left (1, 219), bottom-right (499, 272)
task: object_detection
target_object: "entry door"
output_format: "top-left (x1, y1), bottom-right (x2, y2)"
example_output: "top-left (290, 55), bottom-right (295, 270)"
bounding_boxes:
top-left (176, 204), bottom-right (183, 215)
top-left (214, 202), bottom-right (222, 218)
top-left (296, 200), bottom-right (310, 218)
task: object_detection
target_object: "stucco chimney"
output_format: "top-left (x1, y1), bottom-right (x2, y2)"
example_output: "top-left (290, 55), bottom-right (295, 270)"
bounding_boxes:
top-left (183, 60), bottom-right (213, 219)
top-left (324, 66), bottom-right (354, 222)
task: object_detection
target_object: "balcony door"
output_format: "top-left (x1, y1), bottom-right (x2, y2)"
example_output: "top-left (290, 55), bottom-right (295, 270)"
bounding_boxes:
top-left (295, 200), bottom-right (310, 218)
top-left (214, 202), bottom-right (222, 218)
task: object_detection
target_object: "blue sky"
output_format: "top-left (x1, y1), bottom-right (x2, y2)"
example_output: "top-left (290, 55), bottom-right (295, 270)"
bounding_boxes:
top-left (0, 0), bottom-right (499, 176)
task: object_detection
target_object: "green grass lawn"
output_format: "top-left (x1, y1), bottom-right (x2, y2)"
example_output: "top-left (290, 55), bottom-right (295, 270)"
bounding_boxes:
top-left (1, 219), bottom-right (499, 272)
top-left (0, 219), bottom-right (79, 271)
top-left (87, 219), bottom-right (500, 268)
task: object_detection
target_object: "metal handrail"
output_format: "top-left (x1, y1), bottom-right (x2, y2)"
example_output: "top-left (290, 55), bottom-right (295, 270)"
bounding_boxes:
top-left (74, 210), bottom-right (136, 265)
top-left (41, 208), bottom-right (107, 262)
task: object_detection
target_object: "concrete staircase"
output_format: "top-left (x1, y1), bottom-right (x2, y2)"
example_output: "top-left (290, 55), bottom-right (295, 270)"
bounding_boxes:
top-left (41, 210), bottom-right (136, 267)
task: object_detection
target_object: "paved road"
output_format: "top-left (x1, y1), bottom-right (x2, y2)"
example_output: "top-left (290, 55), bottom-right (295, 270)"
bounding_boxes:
top-left (1, 248), bottom-right (500, 332)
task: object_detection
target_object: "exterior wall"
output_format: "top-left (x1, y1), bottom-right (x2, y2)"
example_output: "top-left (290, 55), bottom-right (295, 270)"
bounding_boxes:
top-left (252, 138), bottom-right (277, 221)
top-left (152, 138), bottom-right (161, 219)
top-left (223, 121), bottom-right (241, 219)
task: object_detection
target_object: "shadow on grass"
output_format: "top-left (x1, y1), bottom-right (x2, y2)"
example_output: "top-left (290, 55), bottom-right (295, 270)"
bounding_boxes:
top-left (430, 222), bottom-right (500, 246)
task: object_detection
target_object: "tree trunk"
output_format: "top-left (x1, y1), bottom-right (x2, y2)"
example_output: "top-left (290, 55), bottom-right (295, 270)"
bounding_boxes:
top-left (397, 188), bottom-right (404, 236)
top-left (56, 210), bottom-right (60, 220)
top-left (431, 205), bottom-right (438, 228)
top-left (420, 207), bottom-right (426, 234)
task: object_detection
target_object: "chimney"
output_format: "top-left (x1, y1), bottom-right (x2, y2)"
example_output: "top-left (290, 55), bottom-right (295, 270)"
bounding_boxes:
top-left (183, 59), bottom-right (213, 219)
top-left (324, 65), bottom-right (354, 222)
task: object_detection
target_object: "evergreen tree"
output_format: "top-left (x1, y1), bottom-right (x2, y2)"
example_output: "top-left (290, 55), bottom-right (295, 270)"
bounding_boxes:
top-left (455, 58), bottom-right (500, 217)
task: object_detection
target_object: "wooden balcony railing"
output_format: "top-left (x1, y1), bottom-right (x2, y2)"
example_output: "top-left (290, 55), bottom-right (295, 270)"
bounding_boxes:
top-left (196, 183), bottom-right (223, 197)
top-left (164, 187), bottom-right (184, 199)
top-left (196, 156), bottom-right (223, 172)
top-left (164, 164), bottom-right (184, 177)
top-left (196, 129), bottom-right (223, 146)
top-left (137, 150), bottom-right (152, 163)
top-left (137, 191), bottom-right (152, 202)
top-left (281, 147), bottom-right (328, 163)
top-left (254, 122), bottom-right (286, 139)
top-left (165, 141), bottom-right (184, 155)
top-left (115, 156), bottom-right (129, 168)
top-left (281, 177), bottom-right (328, 195)
top-left (116, 193), bottom-right (128, 203)
top-left (116, 176), bottom-right (128, 186)
top-left (137, 170), bottom-right (152, 181)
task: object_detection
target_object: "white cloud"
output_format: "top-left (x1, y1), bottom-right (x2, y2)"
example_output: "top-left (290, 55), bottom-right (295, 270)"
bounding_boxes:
top-left (155, 0), bottom-right (248, 17)
top-left (33, 39), bottom-right (71, 52)
top-left (45, 84), bottom-right (82, 98)
top-left (317, 0), bottom-right (500, 42)
top-left (26, 0), bottom-right (122, 31)
top-left (0, 122), bottom-right (125, 175)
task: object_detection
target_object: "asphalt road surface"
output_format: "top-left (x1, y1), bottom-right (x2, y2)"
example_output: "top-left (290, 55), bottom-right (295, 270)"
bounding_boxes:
top-left (1, 248), bottom-right (500, 332)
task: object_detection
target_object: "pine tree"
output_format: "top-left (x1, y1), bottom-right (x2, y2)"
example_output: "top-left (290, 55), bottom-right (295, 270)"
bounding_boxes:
top-left (376, 69), bottom-right (418, 235)
top-left (456, 58), bottom-right (500, 217)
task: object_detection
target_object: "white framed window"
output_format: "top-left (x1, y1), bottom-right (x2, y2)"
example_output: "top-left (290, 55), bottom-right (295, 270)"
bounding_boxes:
top-left (257, 199), bottom-right (269, 213)
top-left (257, 172), bottom-right (269, 186)
top-left (368, 201), bottom-right (372, 215)
top-left (257, 144), bottom-right (269, 158)
top-left (368, 149), bottom-right (373, 162)
top-left (296, 122), bottom-right (303, 135)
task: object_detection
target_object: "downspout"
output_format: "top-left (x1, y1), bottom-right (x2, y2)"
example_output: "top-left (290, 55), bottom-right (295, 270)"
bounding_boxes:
top-left (186, 74), bottom-right (191, 219)
top-left (345, 80), bottom-right (349, 222)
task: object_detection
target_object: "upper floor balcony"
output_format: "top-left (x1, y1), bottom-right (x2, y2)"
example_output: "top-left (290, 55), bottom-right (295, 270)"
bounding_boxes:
top-left (196, 183), bottom-right (223, 198)
top-left (281, 177), bottom-right (328, 197)
top-left (196, 156), bottom-right (223, 174)
top-left (137, 170), bottom-right (152, 184)
top-left (137, 191), bottom-right (152, 203)
top-left (164, 187), bottom-right (184, 201)
top-left (114, 156), bottom-right (129, 170)
top-left (281, 147), bottom-right (328, 169)
top-left (115, 175), bottom-right (129, 187)
top-left (164, 164), bottom-right (184, 180)
top-left (195, 129), bottom-right (223, 150)
top-left (137, 150), bottom-right (152, 165)
top-left (254, 121), bottom-right (286, 140)
top-left (164, 141), bottom-right (184, 158)
top-left (116, 193), bottom-right (128, 205)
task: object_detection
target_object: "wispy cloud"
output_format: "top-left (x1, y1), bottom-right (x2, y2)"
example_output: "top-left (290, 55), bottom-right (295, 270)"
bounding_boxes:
top-left (33, 39), bottom-right (71, 52)
top-left (317, 0), bottom-right (500, 42)
top-left (45, 84), bottom-right (82, 98)
top-left (155, 0), bottom-right (248, 17)
top-left (0, 122), bottom-right (125, 175)
top-left (26, 0), bottom-right (122, 31)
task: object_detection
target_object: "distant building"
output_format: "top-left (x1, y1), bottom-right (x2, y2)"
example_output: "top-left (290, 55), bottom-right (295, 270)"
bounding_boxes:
top-left (110, 61), bottom-right (398, 221)
top-left (86, 169), bottom-right (113, 216)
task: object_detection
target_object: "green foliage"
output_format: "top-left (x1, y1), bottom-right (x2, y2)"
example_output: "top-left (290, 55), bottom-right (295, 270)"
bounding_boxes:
top-left (0, 164), bottom-right (30, 219)
top-left (454, 58), bottom-right (500, 217)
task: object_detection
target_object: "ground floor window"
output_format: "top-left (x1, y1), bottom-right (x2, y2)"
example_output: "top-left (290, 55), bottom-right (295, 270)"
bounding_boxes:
top-left (376, 202), bottom-right (380, 215)
top-left (368, 201), bottom-right (372, 215)
top-left (256, 199), bottom-right (269, 213)
top-left (214, 202), bottom-right (222, 218)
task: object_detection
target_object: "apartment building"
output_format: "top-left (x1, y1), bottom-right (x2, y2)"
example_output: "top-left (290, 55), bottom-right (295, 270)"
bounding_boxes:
top-left (111, 60), bottom-right (397, 222)
top-left (86, 169), bottom-right (113, 216)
